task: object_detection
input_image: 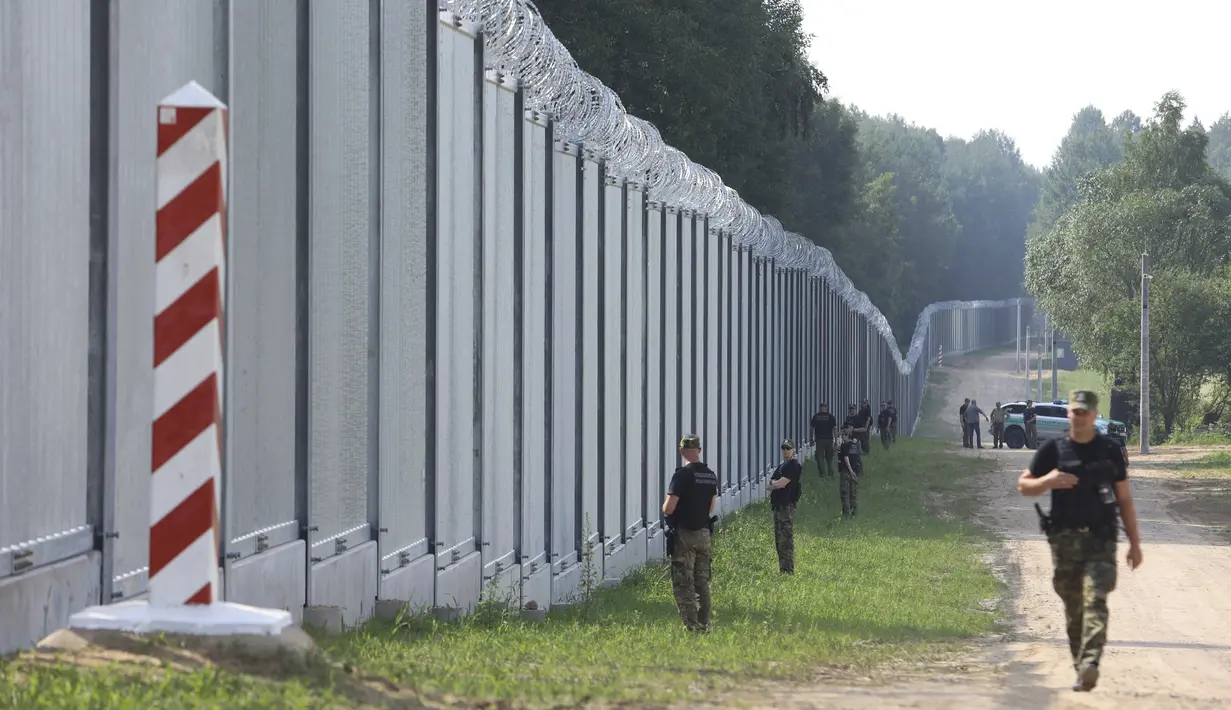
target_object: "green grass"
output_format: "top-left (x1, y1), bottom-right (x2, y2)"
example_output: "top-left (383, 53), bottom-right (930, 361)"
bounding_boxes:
top-left (1159, 451), bottom-right (1231, 479)
top-left (1168, 430), bottom-right (1231, 446)
top-left (1, 440), bottom-right (1000, 709)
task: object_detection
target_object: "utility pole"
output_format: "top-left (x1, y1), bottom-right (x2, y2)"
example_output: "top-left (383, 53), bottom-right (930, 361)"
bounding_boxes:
top-left (1140, 253), bottom-right (1151, 455)
top-left (1015, 301), bottom-right (1022, 373)
top-left (1024, 327), bottom-right (1031, 397)
top-left (1037, 314), bottom-right (1044, 402)
top-left (1050, 323), bottom-right (1057, 401)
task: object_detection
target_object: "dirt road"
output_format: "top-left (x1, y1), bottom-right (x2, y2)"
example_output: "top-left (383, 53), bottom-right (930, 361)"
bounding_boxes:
top-left (751, 350), bottom-right (1231, 709)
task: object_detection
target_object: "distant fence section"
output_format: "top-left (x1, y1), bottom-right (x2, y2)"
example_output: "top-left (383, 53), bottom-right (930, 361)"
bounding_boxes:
top-left (0, 0), bottom-right (1033, 653)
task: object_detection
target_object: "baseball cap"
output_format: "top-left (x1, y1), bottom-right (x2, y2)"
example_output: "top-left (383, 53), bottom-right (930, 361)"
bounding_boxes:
top-left (1069, 391), bottom-right (1099, 412)
top-left (781, 438), bottom-right (795, 450)
top-left (679, 434), bottom-right (701, 450)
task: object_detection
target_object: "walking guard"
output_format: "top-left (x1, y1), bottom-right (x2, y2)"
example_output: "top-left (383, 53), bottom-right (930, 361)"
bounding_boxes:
top-left (1017, 391), bottom-right (1143, 692)
top-left (810, 403), bottom-right (838, 479)
top-left (662, 434), bottom-right (720, 632)
top-left (768, 439), bottom-right (803, 574)
top-left (839, 426), bottom-right (862, 518)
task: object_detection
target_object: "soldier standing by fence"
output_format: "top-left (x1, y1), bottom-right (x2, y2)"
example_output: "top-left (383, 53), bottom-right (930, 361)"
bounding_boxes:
top-left (858, 399), bottom-right (874, 454)
top-left (768, 439), bottom-right (802, 574)
top-left (1017, 391), bottom-right (1143, 692)
top-left (839, 427), bottom-right (862, 518)
top-left (662, 435), bottom-right (720, 633)
top-left (810, 403), bottom-right (838, 479)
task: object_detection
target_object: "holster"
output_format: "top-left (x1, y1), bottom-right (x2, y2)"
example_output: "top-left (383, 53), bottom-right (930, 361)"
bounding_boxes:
top-left (664, 526), bottom-right (676, 557)
top-left (707, 515), bottom-right (718, 535)
top-left (1034, 503), bottom-right (1056, 536)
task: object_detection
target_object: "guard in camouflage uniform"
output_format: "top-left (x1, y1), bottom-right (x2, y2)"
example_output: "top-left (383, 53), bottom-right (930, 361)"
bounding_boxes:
top-left (1018, 391), bottom-right (1143, 692)
top-left (839, 426), bottom-right (862, 518)
top-left (768, 439), bottom-right (803, 574)
top-left (662, 434), bottom-right (720, 632)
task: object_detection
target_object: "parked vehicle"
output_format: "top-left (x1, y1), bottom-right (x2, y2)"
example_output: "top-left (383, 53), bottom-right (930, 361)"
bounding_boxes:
top-left (1000, 400), bottom-right (1128, 449)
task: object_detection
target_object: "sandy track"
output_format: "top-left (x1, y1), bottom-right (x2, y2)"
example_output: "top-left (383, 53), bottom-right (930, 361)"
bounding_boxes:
top-left (737, 350), bottom-right (1231, 709)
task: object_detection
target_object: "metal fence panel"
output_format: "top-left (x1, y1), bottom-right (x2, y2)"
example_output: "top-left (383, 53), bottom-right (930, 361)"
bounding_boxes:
top-left (108, 0), bottom-right (223, 600)
top-left (0, 0), bottom-right (92, 561)
top-left (579, 154), bottom-right (602, 547)
top-left (433, 16), bottom-right (479, 559)
top-left (307, 0), bottom-right (372, 565)
top-left (225, 0), bottom-right (301, 569)
top-left (678, 213), bottom-right (694, 440)
top-left (644, 204), bottom-right (664, 535)
top-left (705, 229), bottom-right (720, 485)
top-left (601, 179), bottom-right (624, 549)
top-left (549, 142), bottom-right (579, 568)
top-left (377, 0), bottom-right (430, 580)
top-left (661, 208), bottom-right (680, 510)
top-left (520, 114), bottom-right (550, 571)
top-left (480, 73), bottom-right (518, 582)
top-left (624, 186), bottom-right (646, 535)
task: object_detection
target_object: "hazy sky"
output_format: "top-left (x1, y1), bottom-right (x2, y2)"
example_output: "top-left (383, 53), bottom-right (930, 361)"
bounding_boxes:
top-left (802, 0), bottom-right (1229, 169)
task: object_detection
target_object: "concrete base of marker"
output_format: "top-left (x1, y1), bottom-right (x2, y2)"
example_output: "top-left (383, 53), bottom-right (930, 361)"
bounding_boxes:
top-left (66, 600), bottom-right (294, 637)
top-left (41, 601), bottom-right (313, 662)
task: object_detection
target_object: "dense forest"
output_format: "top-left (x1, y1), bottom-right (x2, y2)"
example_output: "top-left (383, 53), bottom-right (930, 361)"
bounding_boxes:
top-left (534, 0), bottom-right (1040, 345)
top-left (534, 0), bottom-right (1231, 439)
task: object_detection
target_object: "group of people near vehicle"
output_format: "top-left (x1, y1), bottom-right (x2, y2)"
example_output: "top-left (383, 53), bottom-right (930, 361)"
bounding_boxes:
top-left (959, 397), bottom-right (1031, 449)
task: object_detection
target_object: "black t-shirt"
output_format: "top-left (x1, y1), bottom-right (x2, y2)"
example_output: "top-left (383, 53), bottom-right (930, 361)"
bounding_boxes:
top-left (769, 458), bottom-right (802, 508)
top-left (1028, 434), bottom-right (1127, 529)
top-left (843, 414), bottom-right (862, 430)
top-left (1024, 406), bottom-right (1036, 423)
top-left (840, 439), bottom-right (862, 471)
top-left (811, 412), bottom-right (837, 440)
top-left (859, 405), bottom-right (873, 427)
top-left (886, 406), bottom-right (897, 426)
top-left (878, 408), bottom-right (891, 427)
top-left (959, 403), bottom-right (968, 419)
top-left (667, 462), bottom-right (719, 530)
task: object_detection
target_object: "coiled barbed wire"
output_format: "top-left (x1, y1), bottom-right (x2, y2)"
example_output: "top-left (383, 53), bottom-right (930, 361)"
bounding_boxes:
top-left (443, 0), bottom-right (1029, 374)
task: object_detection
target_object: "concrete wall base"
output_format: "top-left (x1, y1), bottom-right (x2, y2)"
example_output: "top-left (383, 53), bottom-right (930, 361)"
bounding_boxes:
top-left (0, 553), bottom-right (100, 655)
top-left (435, 550), bottom-right (481, 613)
top-left (520, 563), bottom-right (551, 611)
top-left (550, 565), bottom-right (580, 604)
top-left (308, 541), bottom-right (377, 631)
top-left (378, 553), bottom-right (435, 615)
top-left (226, 540), bottom-right (306, 625)
top-left (646, 528), bottom-right (665, 562)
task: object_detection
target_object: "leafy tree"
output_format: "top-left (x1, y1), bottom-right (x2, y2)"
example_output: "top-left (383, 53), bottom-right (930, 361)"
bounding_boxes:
top-left (1206, 114), bottom-right (1231, 181)
top-left (1030, 106), bottom-right (1126, 235)
top-left (941, 130), bottom-right (1041, 299)
top-left (1025, 92), bottom-right (1231, 438)
top-left (532, 0), bottom-right (826, 216)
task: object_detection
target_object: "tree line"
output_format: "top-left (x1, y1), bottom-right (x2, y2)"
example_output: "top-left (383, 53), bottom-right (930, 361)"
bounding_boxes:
top-left (534, 0), bottom-right (1231, 440)
top-left (534, 0), bottom-right (1040, 346)
top-left (1025, 94), bottom-right (1231, 442)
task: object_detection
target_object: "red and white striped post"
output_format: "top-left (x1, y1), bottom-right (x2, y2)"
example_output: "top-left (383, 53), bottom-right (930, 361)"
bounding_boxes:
top-left (151, 80), bottom-right (227, 607)
top-left (938, 344), bottom-right (943, 368)
top-left (65, 81), bottom-right (291, 637)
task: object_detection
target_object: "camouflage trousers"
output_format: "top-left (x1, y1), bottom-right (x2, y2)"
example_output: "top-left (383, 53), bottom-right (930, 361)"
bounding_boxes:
top-left (773, 503), bottom-right (795, 573)
top-left (671, 527), bottom-right (712, 631)
top-left (817, 441), bottom-right (836, 478)
top-left (840, 465), bottom-right (859, 517)
top-left (1049, 529), bottom-right (1118, 669)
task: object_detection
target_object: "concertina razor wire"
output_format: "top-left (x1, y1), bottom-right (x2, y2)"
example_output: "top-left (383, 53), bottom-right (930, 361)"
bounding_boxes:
top-left (445, 0), bottom-right (1029, 375)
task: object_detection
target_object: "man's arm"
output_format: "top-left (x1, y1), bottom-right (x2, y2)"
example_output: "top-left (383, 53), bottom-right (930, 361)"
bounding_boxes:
top-left (1115, 479), bottom-right (1143, 567)
top-left (662, 494), bottom-right (678, 515)
top-left (710, 495), bottom-right (717, 514)
top-left (1017, 441), bottom-right (1073, 496)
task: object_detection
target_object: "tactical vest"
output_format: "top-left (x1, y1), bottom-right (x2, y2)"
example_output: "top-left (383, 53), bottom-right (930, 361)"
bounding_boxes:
top-left (1039, 433), bottom-right (1121, 538)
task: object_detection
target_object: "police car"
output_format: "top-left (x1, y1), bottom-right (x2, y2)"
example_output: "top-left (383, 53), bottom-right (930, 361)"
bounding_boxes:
top-left (1000, 399), bottom-right (1128, 449)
